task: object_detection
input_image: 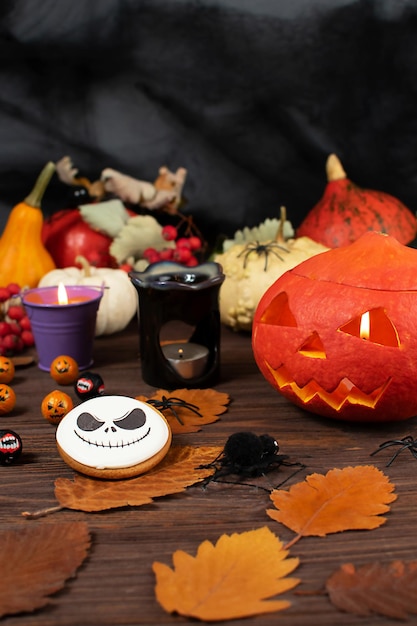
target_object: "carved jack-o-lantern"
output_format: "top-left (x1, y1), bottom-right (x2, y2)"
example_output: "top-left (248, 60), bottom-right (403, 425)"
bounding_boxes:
top-left (252, 232), bottom-right (417, 422)
top-left (50, 355), bottom-right (79, 385)
top-left (41, 390), bottom-right (74, 424)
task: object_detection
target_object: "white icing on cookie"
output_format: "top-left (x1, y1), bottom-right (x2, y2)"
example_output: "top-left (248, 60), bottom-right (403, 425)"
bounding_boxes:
top-left (56, 395), bottom-right (171, 470)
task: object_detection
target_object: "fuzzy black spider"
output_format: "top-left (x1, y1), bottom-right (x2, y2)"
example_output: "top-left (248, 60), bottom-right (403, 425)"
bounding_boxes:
top-left (237, 240), bottom-right (290, 271)
top-left (198, 431), bottom-right (303, 490)
top-left (146, 395), bottom-right (202, 425)
top-left (371, 435), bottom-right (417, 467)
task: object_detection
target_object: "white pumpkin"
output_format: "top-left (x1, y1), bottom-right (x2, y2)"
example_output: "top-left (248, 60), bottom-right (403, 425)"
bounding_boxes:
top-left (215, 235), bottom-right (328, 332)
top-left (38, 257), bottom-right (138, 336)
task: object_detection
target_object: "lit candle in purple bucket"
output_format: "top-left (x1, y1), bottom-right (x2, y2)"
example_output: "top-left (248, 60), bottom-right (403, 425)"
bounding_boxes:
top-left (22, 284), bottom-right (103, 371)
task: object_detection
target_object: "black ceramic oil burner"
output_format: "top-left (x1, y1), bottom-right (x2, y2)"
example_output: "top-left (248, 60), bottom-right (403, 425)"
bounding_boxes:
top-left (130, 261), bottom-right (225, 388)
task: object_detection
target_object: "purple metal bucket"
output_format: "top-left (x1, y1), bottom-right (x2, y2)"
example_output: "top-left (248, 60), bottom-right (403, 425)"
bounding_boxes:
top-left (22, 285), bottom-right (103, 371)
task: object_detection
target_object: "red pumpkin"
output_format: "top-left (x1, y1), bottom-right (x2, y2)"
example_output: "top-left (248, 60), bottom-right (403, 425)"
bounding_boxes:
top-left (296, 154), bottom-right (417, 247)
top-left (252, 232), bottom-right (417, 422)
top-left (42, 208), bottom-right (119, 268)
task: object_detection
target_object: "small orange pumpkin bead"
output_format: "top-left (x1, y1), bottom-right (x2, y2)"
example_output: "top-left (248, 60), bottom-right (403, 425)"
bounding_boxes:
top-left (41, 390), bottom-right (73, 424)
top-left (0, 356), bottom-right (15, 383)
top-left (50, 355), bottom-right (79, 385)
top-left (0, 384), bottom-right (16, 415)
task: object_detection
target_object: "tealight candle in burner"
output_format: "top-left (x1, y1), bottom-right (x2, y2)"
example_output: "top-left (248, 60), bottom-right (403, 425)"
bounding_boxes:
top-left (161, 342), bottom-right (210, 379)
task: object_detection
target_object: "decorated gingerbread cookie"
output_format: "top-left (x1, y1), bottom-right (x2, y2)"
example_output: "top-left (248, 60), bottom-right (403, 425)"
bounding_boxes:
top-left (56, 395), bottom-right (172, 478)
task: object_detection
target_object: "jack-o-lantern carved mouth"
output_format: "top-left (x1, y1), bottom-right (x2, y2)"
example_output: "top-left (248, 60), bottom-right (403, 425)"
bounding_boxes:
top-left (265, 362), bottom-right (392, 411)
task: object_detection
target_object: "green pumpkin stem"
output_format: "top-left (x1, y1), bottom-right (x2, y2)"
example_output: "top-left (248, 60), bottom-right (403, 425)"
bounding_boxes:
top-left (24, 161), bottom-right (56, 208)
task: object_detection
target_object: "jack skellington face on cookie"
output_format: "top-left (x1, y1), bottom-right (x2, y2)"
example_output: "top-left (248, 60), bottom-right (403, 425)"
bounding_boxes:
top-left (56, 395), bottom-right (170, 470)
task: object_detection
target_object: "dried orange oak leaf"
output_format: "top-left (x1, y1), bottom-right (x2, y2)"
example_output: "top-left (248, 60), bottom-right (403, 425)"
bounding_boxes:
top-left (153, 526), bottom-right (300, 621)
top-left (0, 522), bottom-right (91, 618)
top-left (54, 445), bottom-right (222, 512)
top-left (136, 388), bottom-right (230, 433)
top-left (326, 560), bottom-right (417, 620)
top-left (268, 465), bottom-right (396, 547)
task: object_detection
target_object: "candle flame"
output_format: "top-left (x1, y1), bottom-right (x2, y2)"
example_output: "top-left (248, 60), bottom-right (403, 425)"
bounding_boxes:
top-left (360, 311), bottom-right (370, 340)
top-left (57, 283), bottom-right (69, 305)
top-left (178, 348), bottom-right (184, 359)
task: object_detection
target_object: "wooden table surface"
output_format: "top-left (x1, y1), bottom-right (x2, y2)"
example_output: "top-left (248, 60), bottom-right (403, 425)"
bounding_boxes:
top-left (2, 321), bottom-right (417, 626)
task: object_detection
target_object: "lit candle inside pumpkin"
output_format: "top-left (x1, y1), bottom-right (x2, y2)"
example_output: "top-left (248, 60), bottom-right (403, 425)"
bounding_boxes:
top-left (360, 310), bottom-right (370, 340)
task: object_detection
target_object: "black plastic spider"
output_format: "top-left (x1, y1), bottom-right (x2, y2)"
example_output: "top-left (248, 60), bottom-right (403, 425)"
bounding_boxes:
top-left (198, 431), bottom-right (303, 490)
top-left (237, 241), bottom-right (290, 271)
top-left (370, 435), bottom-right (417, 466)
top-left (146, 395), bottom-right (202, 425)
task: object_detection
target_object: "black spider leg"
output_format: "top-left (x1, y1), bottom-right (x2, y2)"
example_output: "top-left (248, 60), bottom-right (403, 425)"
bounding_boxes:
top-left (198, 456), bottom-right (305, 493)
top-left (237, 242), bottom-right (290, 271)
top-left (271, 461), bottom-right (307, 490)
top-left (146, 396), bottom-right (202, 425)
top-left (370, 435), bottom-right (417, 466)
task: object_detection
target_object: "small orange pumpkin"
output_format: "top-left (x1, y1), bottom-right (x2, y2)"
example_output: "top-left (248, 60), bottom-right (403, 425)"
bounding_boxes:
top-left (41, 390), bottom-right (73, 424)
top-left (50, 355), bottom-right (79, 385)
top-left (0, 356), bottom-right (15, 384)
top-left (0, 384), bottom-right (16, 414)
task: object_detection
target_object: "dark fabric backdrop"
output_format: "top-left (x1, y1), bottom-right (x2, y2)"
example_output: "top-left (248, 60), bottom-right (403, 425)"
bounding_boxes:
top-left (1, 0), bottom-right (417, 244)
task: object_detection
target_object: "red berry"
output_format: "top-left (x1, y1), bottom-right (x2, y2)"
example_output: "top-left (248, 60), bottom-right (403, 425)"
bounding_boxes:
top-left (173, 247), bottom-right (192, 263)
top-left (3, 334), bottom-right (19, 351)
top-left (188, 236), bottom-right (202, 251)
top-left (186, 255), bottom-right (199, 267)
top-left (0, 322), bottom-right (11, 337)
top-left (7, 304), bottom-right (25, 321)
top-left (21, 330), bottom-right (35, 347)
top-left (0, 288), bottom-right (10, 303)
top-left (6, 283), bottom-right (20, 296)
top-left (18, 315), bottom-right (31, 331)
top-left (162, 225), bottom-right (178, 241)
top-left (176, 237), bottom-right (191, 249)
top-left (143, 248), bottom-right (161, 264)
top-left (159, 248), bottom-right (174, 261)
top-left (8, 322), bottom-right (21, 336)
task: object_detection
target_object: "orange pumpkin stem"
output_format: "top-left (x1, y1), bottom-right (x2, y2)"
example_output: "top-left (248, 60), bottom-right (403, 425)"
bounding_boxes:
top-left (24, 161), bottom-right (56, 208)
top-left (326, 154), bottom-right (347, 182)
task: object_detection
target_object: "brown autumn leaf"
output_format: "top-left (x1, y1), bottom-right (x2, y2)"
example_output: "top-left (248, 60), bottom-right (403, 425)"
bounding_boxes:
top-left (153, 526), bottom-right (300, 621)
top-left (268, 465), bottom-right (396, 547)
top-left (135, 388), bottom-right (230, 433)
top-left (54, 445), bottom-right (222, 512)
top-left (326, 560), bottom-right (417, 619)
top-left (0, 522), bottom-right (91, 618)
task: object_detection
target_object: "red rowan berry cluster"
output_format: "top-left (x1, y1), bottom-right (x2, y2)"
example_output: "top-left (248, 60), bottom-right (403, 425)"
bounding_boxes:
top-left (143, 225), bottom-right (203, 267)
top-left (0, 283), bottom-right (34, 355)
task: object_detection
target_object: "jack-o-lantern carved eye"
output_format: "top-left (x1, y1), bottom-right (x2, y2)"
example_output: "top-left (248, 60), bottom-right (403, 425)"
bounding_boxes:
top-left (339, 307), bottom-right (400, 347)
top-left (260, 292), bottom-right (297, 326)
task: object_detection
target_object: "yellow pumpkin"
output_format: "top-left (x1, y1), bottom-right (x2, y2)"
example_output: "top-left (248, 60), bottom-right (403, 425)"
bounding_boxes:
top-left (38, 256), bottom-right (138, 336)
top-left (215, 209), bottom-right (328, 331)
top-left (0, 162), bottom-right (56, 287)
